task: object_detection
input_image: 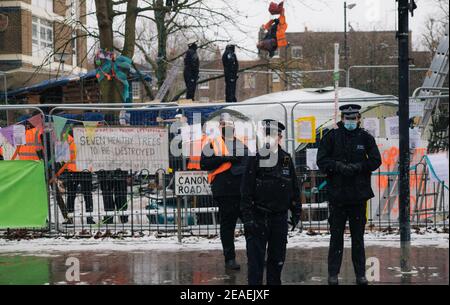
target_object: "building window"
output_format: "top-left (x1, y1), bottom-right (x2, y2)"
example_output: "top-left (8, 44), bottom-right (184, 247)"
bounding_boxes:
top-left (132, 81), bottom-right (141, 100)
top-left (291, 71), bottom-right (303, 87)
top-left (244, 73), bottom-right (256, 89)
top-left (32, 0), bottom-right (53, 11)
top-left (292, 46), bottom-right (303, 59)
top-left (198, 75), bottom-right (209, 89)
top-left (272, 71), bottom-right (280, 83)
top-left (66, 0), bottom-right (81, 22)
top-left (71, 37), bottom-right (77, 66)
top-left (273, 49), bottom-right (280, 58)
top-left (32, 16), bottom-right (53, 60)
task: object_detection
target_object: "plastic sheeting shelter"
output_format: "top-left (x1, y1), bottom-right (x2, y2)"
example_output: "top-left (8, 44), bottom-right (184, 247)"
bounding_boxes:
top-left (218, 87), bottom-right (399, 153)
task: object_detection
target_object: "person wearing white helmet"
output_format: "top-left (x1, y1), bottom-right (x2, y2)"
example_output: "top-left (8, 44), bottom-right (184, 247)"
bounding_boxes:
top-left (200, 112), bottom-right (248, 271)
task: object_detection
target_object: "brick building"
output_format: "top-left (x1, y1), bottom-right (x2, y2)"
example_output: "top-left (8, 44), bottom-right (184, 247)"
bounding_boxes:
top-left (0, 0), bottom-right (88, 92)
top-left (260, 28), bottom-right (431, 95)
top-left (168, 30), bottom-right (432, 103)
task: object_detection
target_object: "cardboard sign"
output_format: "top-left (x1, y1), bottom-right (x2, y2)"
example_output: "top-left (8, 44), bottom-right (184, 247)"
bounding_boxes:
top-left (295, 116), bottom-right (316, 143)
top-left (175, 171), bottom-right (211, 196)
top-left (384, 116), bottom-right (399, 139)
top-left (306, 148), bottom-right (319, 170)
top-left (363, 117), bottom-right (380, 138)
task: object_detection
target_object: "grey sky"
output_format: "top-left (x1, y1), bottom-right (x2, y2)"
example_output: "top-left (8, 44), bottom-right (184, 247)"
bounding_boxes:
top-left (224, 0), bottom-right (443, 59)
top-left (86, 0), bottom-right (445, 60)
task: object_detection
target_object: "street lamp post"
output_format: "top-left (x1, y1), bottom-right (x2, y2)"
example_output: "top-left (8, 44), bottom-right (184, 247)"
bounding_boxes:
top-left (344, 2), bottom-right (356, 71)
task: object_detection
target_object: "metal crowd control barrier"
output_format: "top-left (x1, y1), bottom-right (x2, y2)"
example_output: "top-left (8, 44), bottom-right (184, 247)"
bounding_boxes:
top-left (1, 98), bottom-right (448, 237)
top-left (46, 102), bottom-right (288, 237)
top-left (0, 105), bottom-right (52, 232)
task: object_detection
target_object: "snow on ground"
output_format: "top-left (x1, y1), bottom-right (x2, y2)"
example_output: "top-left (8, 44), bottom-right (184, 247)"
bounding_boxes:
top-left (0, 230), bottom-right (447, 254)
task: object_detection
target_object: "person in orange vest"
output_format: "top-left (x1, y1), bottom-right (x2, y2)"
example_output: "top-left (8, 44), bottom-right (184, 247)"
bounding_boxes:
top-left (0, 145), bottom-right (3, 160)
top-left (200, 113), bottom-right (249, 270)
top-left (257, 4), bottom-right (288, 58)
top-left (187, 117), bottom-right (209, 170)
top-left (186, 134), bottom-right (209, 170)
top-left (55, 130), bottom-right (95, 225)
top-left (12, 120), bottom-right (44, 161)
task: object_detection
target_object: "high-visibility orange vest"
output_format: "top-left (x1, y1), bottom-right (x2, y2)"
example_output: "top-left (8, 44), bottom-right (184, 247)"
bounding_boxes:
top-left (264, 15), bottom-right (288, 47)
top-left (67, 135), bottom-right (77, 172)
top-left (206, 137), bottom-right (232, 184)
top-left (0, 146), bottom-right (3, 159)
top-left (17, 127), bottom-right (43, 161)
top-left (187, 135), bottom-right (208, 170)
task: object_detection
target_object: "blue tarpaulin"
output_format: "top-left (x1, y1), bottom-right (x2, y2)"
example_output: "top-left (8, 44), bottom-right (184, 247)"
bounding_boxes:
top-left (2, 69), bottom-right (152, 98)
top-left (129, 105), bottom-right (224, 126)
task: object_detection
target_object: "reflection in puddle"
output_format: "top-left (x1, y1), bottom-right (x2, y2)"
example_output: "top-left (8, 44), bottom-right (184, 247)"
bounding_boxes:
top-left (0, 246), bottom-right (448, 285)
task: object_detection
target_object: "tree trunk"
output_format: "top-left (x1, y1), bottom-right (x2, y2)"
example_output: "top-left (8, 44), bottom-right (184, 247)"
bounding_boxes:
top-left (122, 0), bottom-right (138, 58)
top-left (155, 0), bottom-right (168, 92)
top-left (95, 0), bottom-right (124, 103)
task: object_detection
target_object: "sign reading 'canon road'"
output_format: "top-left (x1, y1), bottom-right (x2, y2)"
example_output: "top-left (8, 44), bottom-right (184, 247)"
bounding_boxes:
top-left (175, 171), bottom-right (211, 196)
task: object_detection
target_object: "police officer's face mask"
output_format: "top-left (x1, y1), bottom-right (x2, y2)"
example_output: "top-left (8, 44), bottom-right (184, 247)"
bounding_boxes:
top-left (263, 135), bottom-right (279, 152)
top-left (221, 126), bottom-right (234, 138)
top-left (344, 119), bottom-right (358, 131)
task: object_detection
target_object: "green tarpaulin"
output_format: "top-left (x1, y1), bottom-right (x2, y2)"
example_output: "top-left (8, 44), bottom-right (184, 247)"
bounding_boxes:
top-left (0, 161), bottom-right (48, 229)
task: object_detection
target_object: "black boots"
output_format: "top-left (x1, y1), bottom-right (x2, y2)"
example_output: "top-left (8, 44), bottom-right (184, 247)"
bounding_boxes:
top-left (328, 275), bottom-right (339, 285)
top-left (328, 275), bottom-right (369, 285)
top-left (86, 217), bottom-right (96, 225)
top-left (356, 276), bottom-right (369, 285)
top-left (225, 259), bottom-right (241, 271)
top-left (102, 216), bottom-right (128, 224)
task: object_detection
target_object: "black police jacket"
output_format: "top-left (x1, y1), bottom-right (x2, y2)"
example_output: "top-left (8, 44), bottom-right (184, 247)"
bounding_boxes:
top-left (316, 121), bottom-right (382, 204)
top-left (200, 137), bottom-right (247, 198)
top-left (183, 48), bottom-right (199, 81)
top-left (222, 48), bottom-right (239, 80)
top-left (240, 147), bottom-right (301, 223)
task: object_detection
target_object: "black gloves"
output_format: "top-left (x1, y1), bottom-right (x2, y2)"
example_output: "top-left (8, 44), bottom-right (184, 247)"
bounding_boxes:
top-left (289, 202), bottom-right (302, 230)
top-left (335, 161), bottom-right (362, 176)
top-left (348, 163), bottom-right (363, 173)
top-left (243, 220), bottom-right (260, 237)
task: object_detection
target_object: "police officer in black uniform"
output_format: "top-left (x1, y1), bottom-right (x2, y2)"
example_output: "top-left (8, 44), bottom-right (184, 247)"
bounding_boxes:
top-left (183, 42), bottom-right (200, 100)
top-left (241, 119), bottom-right (301, 285)
top-left (316, 104), bottom-right (382, 285)
top-left (222, 44), bottom-right (239, 103)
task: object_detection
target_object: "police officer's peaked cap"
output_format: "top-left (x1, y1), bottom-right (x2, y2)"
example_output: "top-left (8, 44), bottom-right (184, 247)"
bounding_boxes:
top-left (262, 119), bottom-right (285, 134)
top-left (188, 42), bottom-right (198, 50)
top-left (226, 44), bottom-right (236, 51)
top-left (339, 104), bottom-right (361, 116)
top-left (219, 112), bottom-right (234, 123)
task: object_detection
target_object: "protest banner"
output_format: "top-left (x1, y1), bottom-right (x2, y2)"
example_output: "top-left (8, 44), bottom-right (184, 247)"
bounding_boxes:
top-left (73, 127), bottom-right (169, 172)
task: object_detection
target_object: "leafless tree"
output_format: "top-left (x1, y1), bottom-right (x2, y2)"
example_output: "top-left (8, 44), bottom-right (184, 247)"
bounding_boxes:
top-left (422, 0), bottom-right (449, 55)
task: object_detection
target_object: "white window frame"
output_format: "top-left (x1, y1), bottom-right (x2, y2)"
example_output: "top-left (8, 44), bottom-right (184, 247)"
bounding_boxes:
top-left (132, 81), bottom-right (141, 100)
top-left (291, 46), bottom-right (303, 59)
top-left (272, 70), bottom-right (280, 83)
top-left (66, 0), bottom-right (81, 22)
top-left (291, 71), bottom-right (303, 87)
top-left (32, 16), bottom-right (54, 60)
top-left (244, 73), bottom-right (256, 89)
top-left (273, 49), bottom-right (280, 58)
top-left (198, 75), bottom-right (209, 89)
